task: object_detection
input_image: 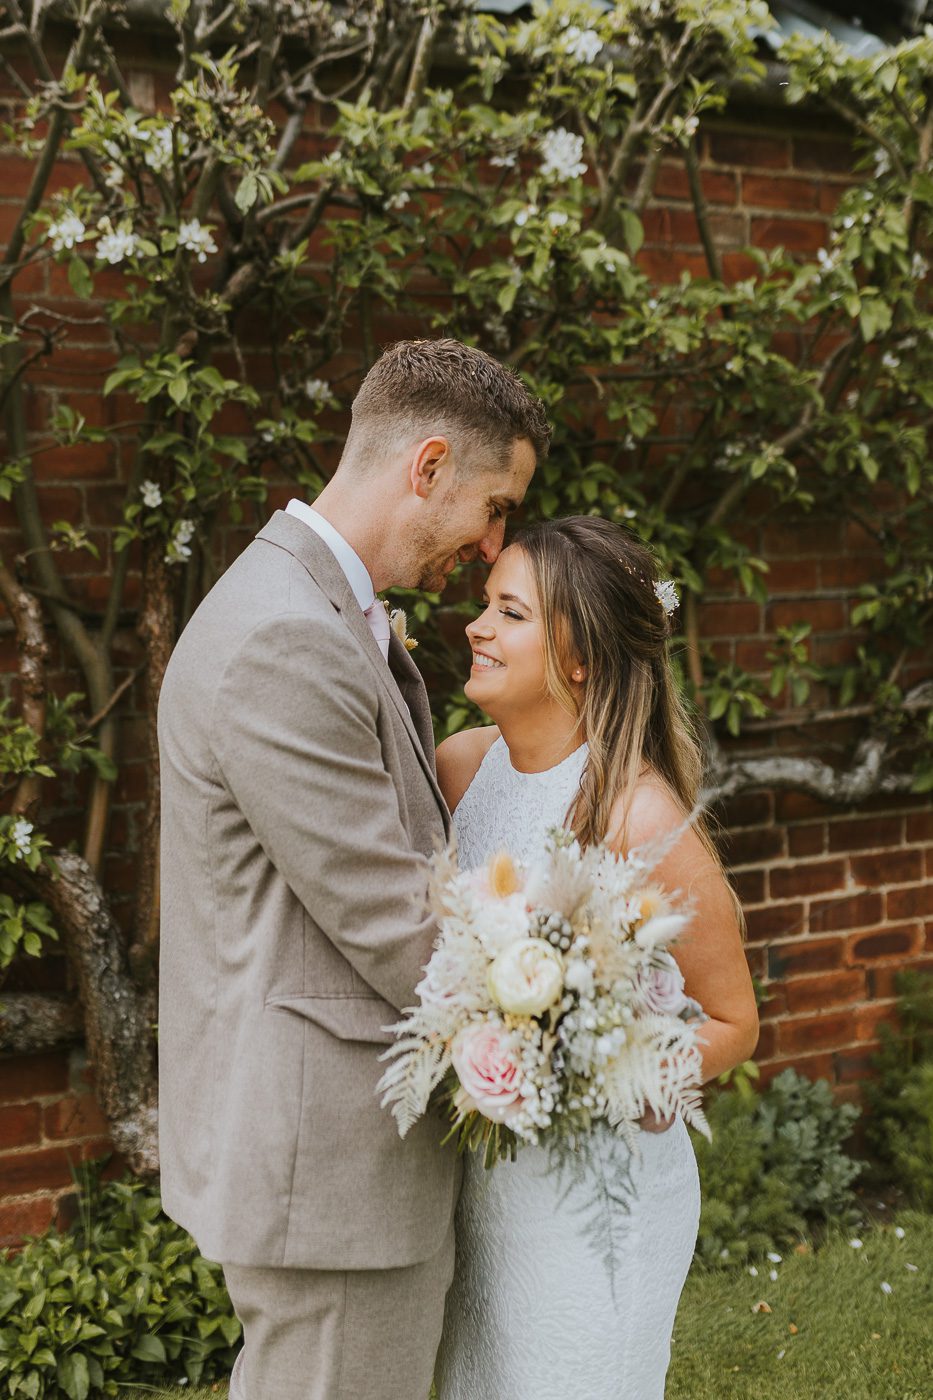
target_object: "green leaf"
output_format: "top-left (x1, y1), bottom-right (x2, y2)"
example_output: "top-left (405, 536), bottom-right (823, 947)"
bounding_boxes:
top-left (67, 258), bottom-right (92, 298)
top-left (57, 1353), bottom-right (90, 1400)
top-left (168, 376), bottom-right (188, 407)
top-left (131, 1332), bottom-right (166, 1363)
top-left (620, 209), bottom-right (643, 255)
top-left (235, 171), bottom-right (259, 213)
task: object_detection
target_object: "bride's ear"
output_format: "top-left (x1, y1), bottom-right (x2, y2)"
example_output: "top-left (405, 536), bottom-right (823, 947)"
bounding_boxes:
top-left (570, 662), bottom-right (587, 684)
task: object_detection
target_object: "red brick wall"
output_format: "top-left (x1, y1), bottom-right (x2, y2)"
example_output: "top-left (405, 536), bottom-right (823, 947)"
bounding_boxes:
top-left (0, 65), bottom-right (931, 1239)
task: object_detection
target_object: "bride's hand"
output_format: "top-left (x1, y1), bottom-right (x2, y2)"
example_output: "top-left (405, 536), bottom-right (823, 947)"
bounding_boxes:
top-left (638, 1107), bottom-right (675, 1133)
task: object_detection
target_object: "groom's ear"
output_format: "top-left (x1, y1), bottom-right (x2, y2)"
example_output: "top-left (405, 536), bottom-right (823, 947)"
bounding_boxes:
top-left (409, 436), bottom-right (452, 498)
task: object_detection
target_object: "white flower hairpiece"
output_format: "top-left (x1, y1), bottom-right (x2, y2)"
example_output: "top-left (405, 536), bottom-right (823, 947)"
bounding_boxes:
top-left (653, 579), bottom-right (679, 616)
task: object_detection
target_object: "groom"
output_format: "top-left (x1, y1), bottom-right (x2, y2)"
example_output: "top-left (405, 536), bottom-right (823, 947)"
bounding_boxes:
top-left (158, 338), bottom-right (549, 1400)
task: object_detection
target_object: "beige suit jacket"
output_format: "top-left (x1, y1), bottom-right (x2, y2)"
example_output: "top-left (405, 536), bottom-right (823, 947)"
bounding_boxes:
top-left (157, 511), bottom-right (459, 1270)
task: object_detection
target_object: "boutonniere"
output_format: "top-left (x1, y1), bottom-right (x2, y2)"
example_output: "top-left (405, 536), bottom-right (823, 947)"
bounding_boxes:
top-left (388, 604), bottom-right (418, 651)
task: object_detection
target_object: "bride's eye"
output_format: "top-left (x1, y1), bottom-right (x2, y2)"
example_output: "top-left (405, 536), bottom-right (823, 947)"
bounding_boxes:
top-left (499, 608), bottom-right (523, 621)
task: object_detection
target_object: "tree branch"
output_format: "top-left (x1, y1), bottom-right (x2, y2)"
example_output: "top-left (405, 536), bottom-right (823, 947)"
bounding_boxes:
top-left (0, 993), bottom-right (82, 1053)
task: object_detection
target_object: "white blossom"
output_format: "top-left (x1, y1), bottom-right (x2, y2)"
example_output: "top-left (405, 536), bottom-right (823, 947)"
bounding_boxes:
top-left (539, 127), bottom-right (587, 182)
top-left (411, 162), bottom-right (434, 180)
top-left (911, 252), bottom-right (929, 279)
top-left (490, 152), bottom-right (517, 169)
top-left (387, 190), bottom-right (411, 211)
top-left (563, 26), bottom-right (603, 63)
top-left (177, 219), bottom-right (218, 263)
top-left (96, 222), bottom-right (141, 265)
top-left (304, 377), bottom-right (331, 405)
top-left (547, 209), bottom-right (569, 229)
top-left (514, 203), bottom-right (538, 227)
top-left (165, 518), bottom-right (196, 566)
top-left (48, 213), bottom-right (86, 252)
top-left (143, 124), bottom-right (176, 172)
top-left (10, 817), bottom-right (33, 858)
top-left (141, 480), bottom-right (162, 509)
top-left (882, 352), bottom-right (900, 370)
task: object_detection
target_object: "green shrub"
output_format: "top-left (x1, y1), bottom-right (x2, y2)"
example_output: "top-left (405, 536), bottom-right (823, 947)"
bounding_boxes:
top-left (866, 970), bottom-right (933, 1206)
top-left (0, 1178), bottom-right (238, 1399)
top-left (691, 1066), bottom-right (862, 1267)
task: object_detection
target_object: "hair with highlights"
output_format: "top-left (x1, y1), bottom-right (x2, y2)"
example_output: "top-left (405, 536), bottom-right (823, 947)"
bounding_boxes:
top-left (513, 515), bottom-right (741, 922)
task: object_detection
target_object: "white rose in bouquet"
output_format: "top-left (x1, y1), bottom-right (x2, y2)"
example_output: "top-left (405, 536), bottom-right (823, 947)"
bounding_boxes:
top-left (488, 938), bottom-right (564, 1016)
top-left (475, 892), bottom-right (531, 956)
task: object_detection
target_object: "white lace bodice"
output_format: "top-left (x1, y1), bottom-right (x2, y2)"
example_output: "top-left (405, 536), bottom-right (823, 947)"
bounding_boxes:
top-left (435, 732), bottom-right (700, 1400)
top-left (453, 735), bottom-right (589, 869)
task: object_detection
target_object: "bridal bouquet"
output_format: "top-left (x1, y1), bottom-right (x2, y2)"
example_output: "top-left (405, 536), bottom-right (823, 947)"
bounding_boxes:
top-left (378, 832), bottom-right (710, 1164)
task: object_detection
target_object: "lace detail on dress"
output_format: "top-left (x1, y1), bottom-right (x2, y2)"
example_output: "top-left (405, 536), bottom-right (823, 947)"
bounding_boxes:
top-left (435, 734), bottom-right (700, 1400)
top-left (452, 736), bottom-right (589, 870)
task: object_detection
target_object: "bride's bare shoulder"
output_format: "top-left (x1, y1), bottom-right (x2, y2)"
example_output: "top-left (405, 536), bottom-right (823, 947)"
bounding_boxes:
top-left (607, 771), bottom-right (687, 855)
top-left (436, 725), bottom-right (500, 813)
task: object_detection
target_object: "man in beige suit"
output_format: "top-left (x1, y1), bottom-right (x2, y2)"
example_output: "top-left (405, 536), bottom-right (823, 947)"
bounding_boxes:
top-left (158, 339), bottom-right (549, 1400)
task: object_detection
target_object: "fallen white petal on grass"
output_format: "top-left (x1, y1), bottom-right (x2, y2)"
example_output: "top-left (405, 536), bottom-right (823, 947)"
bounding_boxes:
top-left (905, 1263), bottom-right (918, 1273)
top-left (769, 1269), bottom-right (779, 1282)
top-left (767, 1252), bottom-right (782, 1263)
top-left (880, 1281), bottom-right (893, 1295)
top-left (747, 1266), bottom-right (758, 1277)
top-left (777, 1349), bottom-right (786, 1360)
top-left (894, 1226), bottom-right (906, 1240)
top-left (849, 1238), bottom-right (863, 1249)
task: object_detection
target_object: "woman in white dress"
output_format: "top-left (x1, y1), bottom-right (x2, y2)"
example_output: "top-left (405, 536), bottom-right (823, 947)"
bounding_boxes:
top-left (432, 516), bottom-right (759, 1400)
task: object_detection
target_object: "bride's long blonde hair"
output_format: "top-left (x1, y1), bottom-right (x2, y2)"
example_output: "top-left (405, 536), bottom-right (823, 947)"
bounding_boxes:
top-left (512, 516), bottom-right (733, 895)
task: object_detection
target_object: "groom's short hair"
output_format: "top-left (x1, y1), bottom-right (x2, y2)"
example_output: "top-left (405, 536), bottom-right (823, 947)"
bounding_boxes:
top-left (342, 338), bottom-right (551, 471)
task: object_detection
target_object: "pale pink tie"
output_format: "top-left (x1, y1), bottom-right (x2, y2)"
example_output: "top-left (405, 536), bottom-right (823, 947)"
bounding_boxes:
top-left (363, 598), bottom-right (391, 661)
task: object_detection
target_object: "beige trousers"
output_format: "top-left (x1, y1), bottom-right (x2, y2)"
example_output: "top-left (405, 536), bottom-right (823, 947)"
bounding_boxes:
top-left (224, 1223), bottom-right (455, 1400)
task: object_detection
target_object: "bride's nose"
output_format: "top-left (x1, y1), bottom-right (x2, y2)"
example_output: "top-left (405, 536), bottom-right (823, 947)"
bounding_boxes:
top-left (466, 608), bottom-right (495, 642)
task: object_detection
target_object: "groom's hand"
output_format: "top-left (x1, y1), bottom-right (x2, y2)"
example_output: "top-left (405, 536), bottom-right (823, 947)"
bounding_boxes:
top-left (638, 1107), bottom-right (675, 1133)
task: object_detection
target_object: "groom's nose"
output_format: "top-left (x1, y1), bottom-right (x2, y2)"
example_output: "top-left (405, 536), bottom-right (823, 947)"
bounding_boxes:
top-left (470, 518), bottom-right (506, 565)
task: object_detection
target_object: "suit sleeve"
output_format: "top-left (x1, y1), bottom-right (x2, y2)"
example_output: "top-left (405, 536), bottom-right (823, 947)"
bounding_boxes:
top-left (212, 611), bottom-right (439, 1012)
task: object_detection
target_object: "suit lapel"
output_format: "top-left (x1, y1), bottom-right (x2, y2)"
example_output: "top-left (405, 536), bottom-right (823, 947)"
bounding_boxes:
top-left (388, 634), bottom-right (435, 762)
top-left (256, 512), bottom-right (450, 834)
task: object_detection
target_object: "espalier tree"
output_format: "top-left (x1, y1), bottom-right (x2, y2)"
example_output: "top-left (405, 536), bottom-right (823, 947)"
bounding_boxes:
top-left (0, 0), bottom-right (930, 1166)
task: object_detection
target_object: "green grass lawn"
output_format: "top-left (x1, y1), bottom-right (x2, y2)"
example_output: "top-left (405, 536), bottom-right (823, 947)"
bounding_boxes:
top-left (667, 1211), bottom-right (933, 1400)
top-left (122, 1213), bottom-right (933, 1400)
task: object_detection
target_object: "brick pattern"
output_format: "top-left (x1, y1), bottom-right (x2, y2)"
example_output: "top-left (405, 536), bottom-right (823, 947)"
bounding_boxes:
top-left (729, 794), bottom-right (933, 1103)
top-left (0, 73), bottom-right (930, 1243)
top-left (0, 1049), bottom-right (117, 1248)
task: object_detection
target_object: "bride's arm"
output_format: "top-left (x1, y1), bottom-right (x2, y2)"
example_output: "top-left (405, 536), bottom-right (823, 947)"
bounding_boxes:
top-left (435, 725), bottom-right (500, 814)
top-left (611, 781), bottom-right (760, 1087)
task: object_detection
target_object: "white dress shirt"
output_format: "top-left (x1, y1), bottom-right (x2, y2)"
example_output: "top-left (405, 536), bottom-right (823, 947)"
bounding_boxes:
top-left (285, 499), bottom-right (390, 660)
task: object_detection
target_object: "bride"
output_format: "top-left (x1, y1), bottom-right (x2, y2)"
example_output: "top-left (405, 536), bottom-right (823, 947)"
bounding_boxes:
top-left (432, 515), bottom-right (759, 1400)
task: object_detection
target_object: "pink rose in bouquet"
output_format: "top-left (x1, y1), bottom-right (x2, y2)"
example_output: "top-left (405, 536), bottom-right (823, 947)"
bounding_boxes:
top-left (451, 1023), bottom-right (523, 1124)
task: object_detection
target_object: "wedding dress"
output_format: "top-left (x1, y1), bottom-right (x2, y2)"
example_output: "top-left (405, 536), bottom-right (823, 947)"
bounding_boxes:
top-left (434, 737), bottom-right (701, 1400)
